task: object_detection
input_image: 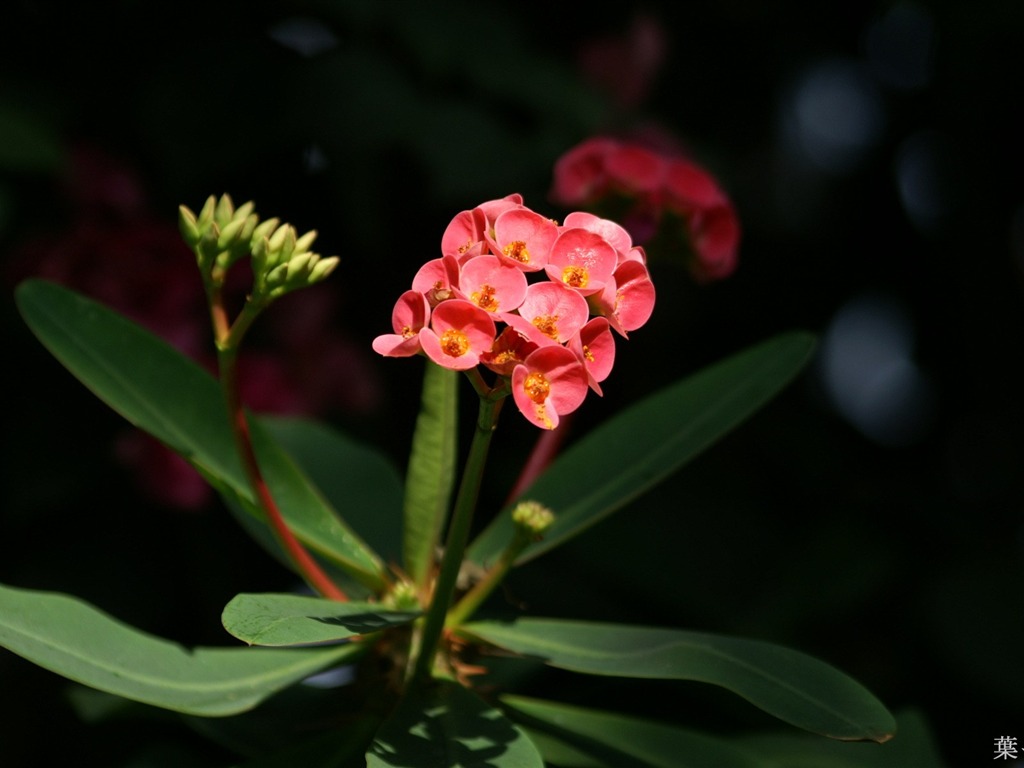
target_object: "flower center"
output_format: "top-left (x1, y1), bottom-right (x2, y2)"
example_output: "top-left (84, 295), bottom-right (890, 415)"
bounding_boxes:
top-left (562, 265), bottom-right (589, 289)
top-left (531, 314), bottom-right (560, 340)
top-left (401, 325), bottom-right (416, 339)
top-left (440, 329), bottom-right (470, 357)
top-left (582, 344), bottom-right (595, 362)
top-left (429, 280), bottom-right (453, 305)
top-left (503, 240), bottom-right (530, 264)
top-left (472, 284), bottom-right (499, 312)
top-left (523, 371), bottom-right (550, 404)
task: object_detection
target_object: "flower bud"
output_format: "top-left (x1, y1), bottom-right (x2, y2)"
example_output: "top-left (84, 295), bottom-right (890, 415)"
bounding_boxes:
top-left (294, 229), bottom-right (318, 254)
top-left (383, 581), bottom-right (421, 611)
top-left (196, 195), bottom-right (217, 230)
top-left (214, 193), bottom-right (235, 226)
top-left (178, 205), bottom-right (201, 247)
top-left (216, 216), bottom-right (246, 251)
top-left (309, 255), bottom-right (339, 283)
top-left (511, 500), bottom-right (555, 539)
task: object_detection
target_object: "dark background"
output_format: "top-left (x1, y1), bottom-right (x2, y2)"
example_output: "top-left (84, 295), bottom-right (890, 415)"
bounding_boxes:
top-left (2, 2), bottom-right (1022, 765)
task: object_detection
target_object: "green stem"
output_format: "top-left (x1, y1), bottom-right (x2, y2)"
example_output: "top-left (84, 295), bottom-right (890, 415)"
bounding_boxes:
top-left (411, 393), bottom-right (503, 681)
top-left (445, 531), bottom-right (528, 628)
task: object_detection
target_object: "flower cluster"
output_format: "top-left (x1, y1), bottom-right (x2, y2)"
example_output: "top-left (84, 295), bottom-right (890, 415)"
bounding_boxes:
top-left (373, 195), bottom-right (655, 429)
top-left (551, 137), bottom-right (740, 282)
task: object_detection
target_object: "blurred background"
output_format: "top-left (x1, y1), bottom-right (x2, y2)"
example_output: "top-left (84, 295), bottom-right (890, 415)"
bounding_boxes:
top-left (2, 1), bottom-right (1022, 765)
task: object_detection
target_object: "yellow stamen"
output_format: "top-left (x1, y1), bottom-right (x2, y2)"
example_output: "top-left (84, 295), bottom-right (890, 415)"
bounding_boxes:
top-left (531, 314), bottom-right (560, 340)
top-left (524, 371), bottom-right (550, 404)
top-left (582, 344), bottom-right (595, 362)
top-left (562, 265), bottom-right (589, 289)
top-left (401, 325), bottom-right (416, 339)
top-left (503, 240), bottom-right (530, 264)
top-left (471, 284), bottom-right (499, 312)
top-left (440, 329), bottom-right (470, 357)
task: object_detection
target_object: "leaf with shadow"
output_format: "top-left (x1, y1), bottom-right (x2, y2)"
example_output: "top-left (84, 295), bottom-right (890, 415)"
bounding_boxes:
top-left (223, 593), bottom-right (419, 647)
top-left (367, 679), bottom-right (543, 768)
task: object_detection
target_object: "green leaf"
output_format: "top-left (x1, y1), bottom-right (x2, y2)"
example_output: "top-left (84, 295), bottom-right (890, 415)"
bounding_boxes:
top-left (501, 695), bottom-right (768, 768)
top-left (467, 332), bottom-right (816, 567)
top-left (460, 619), bottom-right (895, 743)
top-left (367, 679), bottom-right (544, 767)
top-left (739, 710), bottom-right (944, 767)
top-left (14, 279), bottom-right (387, 590)
top-left (0, 582), bottom-right (363, 717)
top-left (222, 593), bottom-right (419, 647)
top-left (262, 417), bottom-right (404, 564)
top-left (402, 361), bottom-right (458, 587)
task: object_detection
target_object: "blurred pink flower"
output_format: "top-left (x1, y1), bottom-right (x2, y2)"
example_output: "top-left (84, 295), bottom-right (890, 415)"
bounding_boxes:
top-left (551, 136), bottom-right (741, 282)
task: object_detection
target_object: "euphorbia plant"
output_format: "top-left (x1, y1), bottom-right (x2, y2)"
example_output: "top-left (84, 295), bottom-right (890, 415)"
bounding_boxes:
top-left (1, 193), bottom-right (901, 766)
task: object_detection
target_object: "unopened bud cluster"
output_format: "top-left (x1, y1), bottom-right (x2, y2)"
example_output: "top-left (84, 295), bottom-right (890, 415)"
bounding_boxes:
top-left (179, 194), bottom-right (339, 302)
top-left (512, 500), bottom-right (555, 539)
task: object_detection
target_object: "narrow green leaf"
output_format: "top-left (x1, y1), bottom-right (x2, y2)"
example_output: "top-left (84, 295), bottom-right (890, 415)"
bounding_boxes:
top-left (739, 709), bottom-right (943, 768)
top-left (501, 695), bottom-right (768, 768)
top-left (367, 679), bottom-right (544, 767)
top-left (0, 582), bottom-right (362, 716)
top-left (467, 332), bottom-right (816, 567)
top-left (222, 593), bottom-right (418, 647)
top-left (461, 619), bottom-right (895, 743)
top-left (403, 361), bottom-right (458, 586)
top-left (262, 417), bottom-right (403, 564)
top-left (14, 279), bottom-right (387, 590)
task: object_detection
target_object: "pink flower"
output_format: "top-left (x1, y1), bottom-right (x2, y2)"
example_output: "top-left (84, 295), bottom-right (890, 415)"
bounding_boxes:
top-left (441, 207), bottom-right (487, 261)
top-left (457, 254), bottom-right (528, 314)
top-left (512, 346), bottom-right (589, 430)
top-left (372, 290), bottom-right (431, 357)
top-left (562, 211), bottom-right (634, 256)
top-left (503, 281), bottom-right (589, 346)
top-left (591, 259), bottom-right (657, 336)
top-left (487, 207), bottom-right (559, 272)
top-left (546, 227), bottom-right (618, 296)
top-left (412, 255), bottom-right (462, 307)
top-left (419, 299), bottom-right (496, 371)
top-left (568, 317), bottom-right (616, 395)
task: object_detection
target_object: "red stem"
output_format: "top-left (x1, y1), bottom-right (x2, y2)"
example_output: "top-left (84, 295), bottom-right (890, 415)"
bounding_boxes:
top-left (214, 296), bottom-right (347, 602)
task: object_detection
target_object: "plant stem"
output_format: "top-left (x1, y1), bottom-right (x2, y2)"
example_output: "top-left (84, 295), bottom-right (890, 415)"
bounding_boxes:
top-left (445, 531), bottom-right (527, 629)
top-left (214, 297), bottom-right (347, 602)
top-left (411, 393), bottom-right (502, 681)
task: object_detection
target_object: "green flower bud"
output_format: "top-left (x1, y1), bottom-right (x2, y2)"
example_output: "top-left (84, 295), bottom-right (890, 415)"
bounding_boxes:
top-left (216, 216), bottom-right (246, 251)
top-left (294, 229), bottom-right (318, 254)
top-left (383, 581), bottom-right (421, 612)
top-left (196, 195), bottom-right (217, 230)
top-left (267, 222), bottom-right (292, 256)
top-left (250, 217), bottom-right (279, 251)
top-left (285, 251), bottom-right (314, 282)
top-left (214, 193), bottom-right (235, 226)
top-left (178, 205), bottom-right (201, 247)
top-left (511, 500), bottom-right (555, 539)
top-left (309, 255), bottom-right (339, 283)
top-left (232, 200), bottom-right (255, 223)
